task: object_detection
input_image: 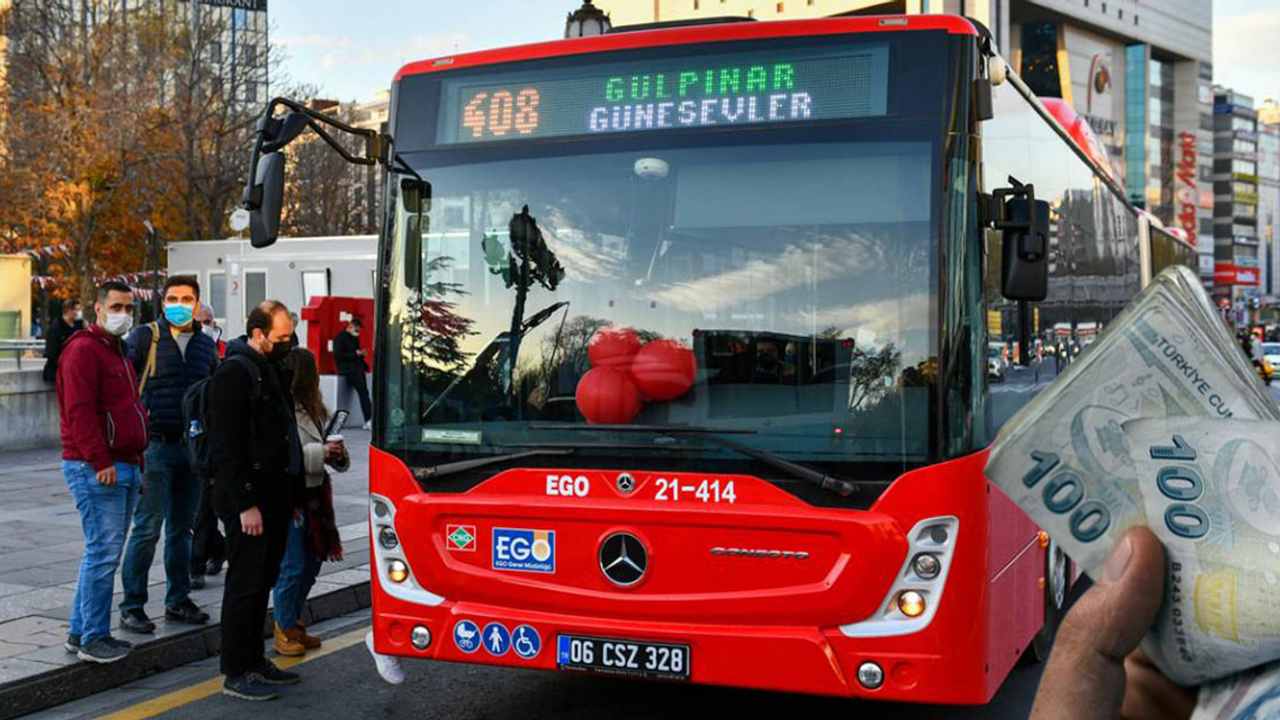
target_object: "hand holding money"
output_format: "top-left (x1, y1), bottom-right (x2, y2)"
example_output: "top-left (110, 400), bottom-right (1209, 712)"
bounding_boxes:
top-left (987, 266), bottom-right (1280, 687)
top-left (1031, 526), bottom-right (1196, 720)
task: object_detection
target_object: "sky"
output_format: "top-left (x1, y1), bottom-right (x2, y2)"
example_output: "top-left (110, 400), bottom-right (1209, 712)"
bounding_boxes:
top-left (273, 0), bottom-right (1280, 106)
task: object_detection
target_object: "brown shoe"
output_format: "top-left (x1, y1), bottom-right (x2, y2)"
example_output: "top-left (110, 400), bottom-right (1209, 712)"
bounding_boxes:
top-left (284, 625), bottom-right (321, 650)
top-left (273, 623), bottom-right (305, 657)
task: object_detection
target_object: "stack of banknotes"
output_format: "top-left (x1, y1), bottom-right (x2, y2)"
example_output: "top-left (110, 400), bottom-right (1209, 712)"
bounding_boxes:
top-left (985, 266), bottom-right (1280, 713)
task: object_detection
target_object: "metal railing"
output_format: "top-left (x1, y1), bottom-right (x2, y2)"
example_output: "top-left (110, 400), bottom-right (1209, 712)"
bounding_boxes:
top-left (0, 339), bottom-right (45, 370)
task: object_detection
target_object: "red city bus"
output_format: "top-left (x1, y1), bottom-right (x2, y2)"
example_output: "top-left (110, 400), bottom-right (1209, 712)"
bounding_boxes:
top-left (243, 13), bottom-right (1196, 704)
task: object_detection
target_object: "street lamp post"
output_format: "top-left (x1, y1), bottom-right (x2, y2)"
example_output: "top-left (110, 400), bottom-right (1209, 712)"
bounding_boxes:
top-left (565, 0), bottom-right (611, 38)
top-left (144, 220), bottom-right (159, 322)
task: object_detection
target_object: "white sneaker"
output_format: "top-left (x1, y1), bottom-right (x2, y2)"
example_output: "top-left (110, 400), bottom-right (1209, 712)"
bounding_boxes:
top-left (365, 631), bottom-right (405, 684)
top-left (361, 420), bottom-right (372, 430)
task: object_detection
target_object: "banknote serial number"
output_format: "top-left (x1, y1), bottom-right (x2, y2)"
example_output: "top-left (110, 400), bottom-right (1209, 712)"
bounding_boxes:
top-left (1168, 561), bottom-right (1194, 663)
top-left (1146, 434), bottom-right (1211, 540)
top-left (1021, 451), bottom-right (1112, 543)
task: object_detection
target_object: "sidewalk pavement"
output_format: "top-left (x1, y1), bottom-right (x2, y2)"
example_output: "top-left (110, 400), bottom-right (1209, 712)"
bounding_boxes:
top-left (0, 430), bottom-right (374, 718)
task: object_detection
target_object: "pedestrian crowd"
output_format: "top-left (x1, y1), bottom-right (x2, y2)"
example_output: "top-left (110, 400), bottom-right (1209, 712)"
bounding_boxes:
top-left (49, 278), bottom-right (371, 701)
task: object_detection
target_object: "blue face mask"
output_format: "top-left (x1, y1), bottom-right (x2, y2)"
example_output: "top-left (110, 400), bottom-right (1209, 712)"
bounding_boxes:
top-left (164, 303), bottom-right (195, 327)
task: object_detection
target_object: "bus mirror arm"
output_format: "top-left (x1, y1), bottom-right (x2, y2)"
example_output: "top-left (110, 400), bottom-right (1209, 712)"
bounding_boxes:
top-left (241, 96), bottom-right (392, 248)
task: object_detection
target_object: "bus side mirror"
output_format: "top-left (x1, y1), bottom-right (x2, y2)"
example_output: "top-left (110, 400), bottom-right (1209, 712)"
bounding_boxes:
top-left (401, 180), bottom-right (431, 289)
top-left (992, 178), bottom-right (1049, 301)
top-left (1000, 197), bottom-right (1049, 301)
top-left (249, 151), bottom-right (285, 249)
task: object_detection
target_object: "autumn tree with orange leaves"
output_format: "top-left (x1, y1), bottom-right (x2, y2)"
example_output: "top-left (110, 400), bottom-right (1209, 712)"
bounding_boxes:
top-left (0, 1), bottom-right (271, 323)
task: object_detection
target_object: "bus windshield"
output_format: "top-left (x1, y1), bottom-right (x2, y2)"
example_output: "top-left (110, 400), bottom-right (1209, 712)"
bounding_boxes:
top-left (381, 130), bottom-right (939, 481)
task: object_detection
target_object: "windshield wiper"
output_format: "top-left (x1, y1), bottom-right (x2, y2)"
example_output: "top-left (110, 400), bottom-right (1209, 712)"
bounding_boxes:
top-left (414, 448), bottom-right (573, 482)
top-left (413, 437), bottom-right (713, 482)
top-left (528, 423), bottom-right (863, 498)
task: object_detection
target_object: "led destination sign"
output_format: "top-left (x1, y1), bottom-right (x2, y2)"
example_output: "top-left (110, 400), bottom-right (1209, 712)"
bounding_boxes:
top-left (435, 44), bottom-right (889, 144)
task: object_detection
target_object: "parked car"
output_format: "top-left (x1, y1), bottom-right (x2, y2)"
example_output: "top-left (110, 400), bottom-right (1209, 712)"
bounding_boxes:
top-left (987, 343), bottom-right (1008, 382)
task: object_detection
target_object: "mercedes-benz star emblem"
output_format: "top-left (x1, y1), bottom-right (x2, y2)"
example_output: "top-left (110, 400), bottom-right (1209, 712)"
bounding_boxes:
top-left (599, 532), bottom-right (647, 587)
top-left (616, 473), bottom-right (635, 494)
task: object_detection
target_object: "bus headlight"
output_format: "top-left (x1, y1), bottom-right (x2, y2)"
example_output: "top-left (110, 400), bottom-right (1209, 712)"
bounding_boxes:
top-left (840, 516), bottom-right (958, 639)
top-left (912, 553), bottom-right (940, 580)
top-left (379, 526), bottom-right (399, 550)
top-left (857, 661), bottom-right (884, 690)
top-left (897, 590), bottom-right (926, 618)
top-left (388, 559), bottom-right (410, 583)
top-left (410, 625), bottom-right (432, 650)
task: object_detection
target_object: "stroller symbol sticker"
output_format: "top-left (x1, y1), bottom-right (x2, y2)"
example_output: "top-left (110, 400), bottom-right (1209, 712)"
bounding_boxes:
top-left (453, 620), bottom-right (480, 653)
top-left (512, 625), bottom-right (541, 659)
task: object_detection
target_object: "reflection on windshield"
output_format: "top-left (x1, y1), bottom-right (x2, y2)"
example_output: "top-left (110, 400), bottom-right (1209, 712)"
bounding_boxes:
top-left (384, 140), bottom-right (937, 466)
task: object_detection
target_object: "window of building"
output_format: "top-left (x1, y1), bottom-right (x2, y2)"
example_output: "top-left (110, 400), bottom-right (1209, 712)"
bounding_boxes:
top-left (243, 44), bottom-right (256, 67)
top-left (233, 8), bottom-right (247, 30)
top-left (244, 270), bottom-right (266, 316)
top-left (207, 271), bottom-right (226, 324)
top-left (1134, 14), bottom-right (1138, 26)
top-left (693, 0), bottom-right (699, 8)
top-left (776, 2), bottom-right (784, 11)
top-left (1118, 9), bottom-right (1123, 20)
top-left (210, 41), bottom-right (221, 64)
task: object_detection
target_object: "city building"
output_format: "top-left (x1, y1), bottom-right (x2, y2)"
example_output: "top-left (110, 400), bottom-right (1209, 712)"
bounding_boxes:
top-left (148, 0), bottom-right (270, 109)
top-left (595, 0), bottom-right (1216, 283)
top-left (1213, 87), bottom-right (1261, 304)
top-left (1259, 99), bottom-right (1280, 304)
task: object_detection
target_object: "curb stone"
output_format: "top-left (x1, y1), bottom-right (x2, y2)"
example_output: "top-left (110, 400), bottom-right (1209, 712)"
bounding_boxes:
top-left (0, 581), bottom-right (371, 720)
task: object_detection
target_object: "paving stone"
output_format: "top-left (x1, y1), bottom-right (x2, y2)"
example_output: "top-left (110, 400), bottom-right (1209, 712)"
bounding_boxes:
top-left (11, 643), bottom-right (78, 667)
top-left (0, 583), bottom-right (34, 600)
top-left (0, 656), bottom-right (57, 683)
top-left (0, 616), bottom-right (67, 642)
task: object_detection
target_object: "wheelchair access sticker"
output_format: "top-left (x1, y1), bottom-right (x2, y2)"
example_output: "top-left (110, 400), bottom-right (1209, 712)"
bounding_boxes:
top-left (492, 528), bottom-right (555, 574)
top-left (512, 625), bottom-right (541, 659)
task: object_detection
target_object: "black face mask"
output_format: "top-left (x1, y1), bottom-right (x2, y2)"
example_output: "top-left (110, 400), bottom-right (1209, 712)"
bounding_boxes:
top-left (267, 340), bottom-right (292, 362)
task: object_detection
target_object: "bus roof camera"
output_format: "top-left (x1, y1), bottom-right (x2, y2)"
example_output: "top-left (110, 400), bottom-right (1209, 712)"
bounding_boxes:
top-left (634, 158), bottom-right (669, 180)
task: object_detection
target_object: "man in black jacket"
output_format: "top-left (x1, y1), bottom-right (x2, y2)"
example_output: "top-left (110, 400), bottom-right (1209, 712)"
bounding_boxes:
top-left (209, 301), bottom-right (303, 701)
top-left (42, 299), bottom-right (83, 383)
top-left (332, 318), bottom-right (372, 430)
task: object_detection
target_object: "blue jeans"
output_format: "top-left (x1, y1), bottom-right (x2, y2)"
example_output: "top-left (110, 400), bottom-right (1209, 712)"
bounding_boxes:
top-left (120, 441), bottom-right (202, 611)
top-left (64, 460), bottom-right (140, 645)
top-left (272, 511), bottom-right (323, 630)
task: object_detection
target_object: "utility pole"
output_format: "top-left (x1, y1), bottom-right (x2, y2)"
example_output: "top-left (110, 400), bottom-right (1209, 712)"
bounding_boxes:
top-left (145, 220), bottom-right (160, 321)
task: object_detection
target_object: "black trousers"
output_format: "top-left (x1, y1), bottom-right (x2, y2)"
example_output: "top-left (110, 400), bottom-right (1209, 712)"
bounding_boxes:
top-left (219, 511), bottom-right (289, 678)
top-left (191, 480), bottom-right (225, 574)
top-left (342, 370), bottom-right (372, 424)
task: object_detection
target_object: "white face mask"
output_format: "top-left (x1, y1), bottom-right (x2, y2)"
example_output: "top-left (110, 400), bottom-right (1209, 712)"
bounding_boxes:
top-left (103, 312), bottom-right (133, 337)
top-left (73, 309), bottom-right (84, 322)
top-left (202, 323), bottom-right (222, 341)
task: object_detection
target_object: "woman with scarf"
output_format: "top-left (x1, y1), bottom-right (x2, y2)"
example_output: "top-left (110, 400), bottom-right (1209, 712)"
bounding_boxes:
top-left (272, 347), bottom-right (346, 656)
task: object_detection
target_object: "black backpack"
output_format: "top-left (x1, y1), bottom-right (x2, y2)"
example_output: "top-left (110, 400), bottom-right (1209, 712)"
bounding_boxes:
top-left (184, 354), bottom-right (261, 479)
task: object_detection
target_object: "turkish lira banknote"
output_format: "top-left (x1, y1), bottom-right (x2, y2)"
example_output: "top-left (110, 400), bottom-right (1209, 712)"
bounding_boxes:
top-left (1124, 418), bottom-right (1280, 686)
top-left (1192, 660), bottom-right (1280, 720)
top-left (985, 266), bottom-right (1280, 685)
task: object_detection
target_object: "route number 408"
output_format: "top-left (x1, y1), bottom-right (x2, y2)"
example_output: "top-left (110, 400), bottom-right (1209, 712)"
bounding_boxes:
top-left (462, 88), bottom-right (541, 139)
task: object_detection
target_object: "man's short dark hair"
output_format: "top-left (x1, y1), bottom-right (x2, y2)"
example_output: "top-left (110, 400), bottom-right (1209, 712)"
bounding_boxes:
top-left (62, 298), bottom-right (81, 312)
top-left (349, 317), bottom-right (363, 329)
top-left (246, 300), bottom-right (289, 338)
top-left (163, 275), bottom-right (200, 299)
top-left (97, 281), bottom-right (132, 302)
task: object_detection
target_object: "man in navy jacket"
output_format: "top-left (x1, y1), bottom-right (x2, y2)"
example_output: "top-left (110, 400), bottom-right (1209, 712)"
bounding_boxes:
top-left (119, 276), bottom-right (219, 633)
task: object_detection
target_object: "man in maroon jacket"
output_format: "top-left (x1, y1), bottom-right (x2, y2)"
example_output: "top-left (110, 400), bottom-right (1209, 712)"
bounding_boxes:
top-left (57, 281), bottom-right (149, 664)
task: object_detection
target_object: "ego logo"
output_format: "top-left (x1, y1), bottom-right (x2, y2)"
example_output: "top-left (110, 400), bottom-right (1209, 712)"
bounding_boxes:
top-left (1022, 450), bottom-right (1112, 543)
top-left (492, 528), bottom-right (556, 573)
